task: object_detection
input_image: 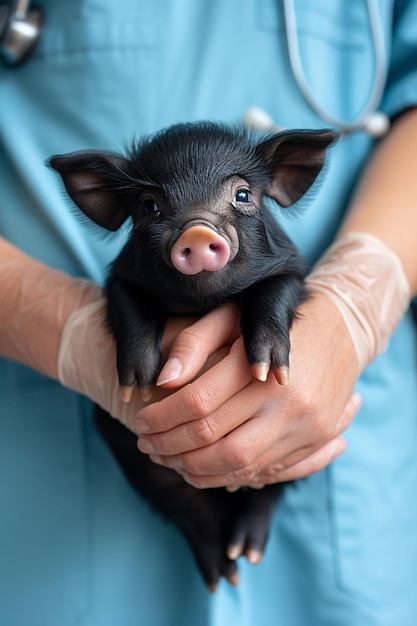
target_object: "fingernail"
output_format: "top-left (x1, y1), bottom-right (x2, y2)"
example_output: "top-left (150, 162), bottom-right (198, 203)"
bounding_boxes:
top-left (137, 437), bottom-right (154, 454)
top-left (331, 437), bottom-right (347, 458)
top-left (351, 392), bottom-right (363, 410)
top-left (134, 418), bottom-right (150, 434)
top-left (156, 358), bottom-right (183, 386)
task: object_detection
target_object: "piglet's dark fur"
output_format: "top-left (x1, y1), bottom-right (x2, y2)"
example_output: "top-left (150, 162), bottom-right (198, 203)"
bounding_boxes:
top-left (50, 122), bottom-right (336, 590)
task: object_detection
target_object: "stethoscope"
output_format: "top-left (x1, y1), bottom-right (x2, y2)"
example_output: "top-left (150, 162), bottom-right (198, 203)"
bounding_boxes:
top-left (283, 0), bottom-right (390, 137)
top-left (245, 0), bottom-right (390, 138)
top-left (0, 0), bottom-right (390, 137)
top-left (0, 0), bottom-right (43, 66)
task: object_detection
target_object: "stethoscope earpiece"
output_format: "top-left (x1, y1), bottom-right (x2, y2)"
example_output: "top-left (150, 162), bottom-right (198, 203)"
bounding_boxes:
top-left (0, 0), bottom-right (44, 67)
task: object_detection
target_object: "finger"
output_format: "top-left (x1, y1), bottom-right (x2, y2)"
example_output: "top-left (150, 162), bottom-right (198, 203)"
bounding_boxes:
top-left (147, 392), bottom-right (362, 488)
top-left (336, 392), bottom-right (362, 432)
top-left (150, 436), bottom-right (346, 490)
top-left (135, 337), bottom-right (252, 436)
top-left (138, 373), bottom-right (279, 456)
top-left (157, 302), bottom-right (240, 387)
top-left (247, 436), bottom-right (347, 484)
top-left (139, 377), bottom-right (286, 478)
top-left (227, 391), bottom-right (361, 485)
top-left (256, 391), bottom-right (362, 474)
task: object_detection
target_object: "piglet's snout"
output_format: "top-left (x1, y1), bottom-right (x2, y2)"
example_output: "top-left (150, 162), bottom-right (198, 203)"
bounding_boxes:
top-left (171, 225), bottom-right (231, 275)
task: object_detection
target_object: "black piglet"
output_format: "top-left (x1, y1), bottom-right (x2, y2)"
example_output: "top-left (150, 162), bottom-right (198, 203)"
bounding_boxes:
top-left (50, 122), bottom-right (336, 590)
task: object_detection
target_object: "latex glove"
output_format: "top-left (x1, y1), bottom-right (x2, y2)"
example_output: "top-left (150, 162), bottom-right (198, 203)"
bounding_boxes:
top-left (0, 245), bottom-right (167, 431)
top-left (306, 231), bottom-right (410, 371)
top-left (0, 246), bottom-right (101, 380)
top-left (58, 294), bottom-right (146, 429)
top-left (0, 240), bottom-right (231, 431)
top-left (58, 292), bottom-right (206, 430)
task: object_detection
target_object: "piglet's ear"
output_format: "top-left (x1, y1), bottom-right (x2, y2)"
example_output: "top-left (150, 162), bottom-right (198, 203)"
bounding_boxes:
top-left (256, 129), bottom-right (338, 207)
top-left (49, 151), bottom-right (131, 231)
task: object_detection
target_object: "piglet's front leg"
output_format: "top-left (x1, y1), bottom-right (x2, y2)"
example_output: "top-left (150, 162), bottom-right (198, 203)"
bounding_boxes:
top-left (107, 276), bottom-right (166, 401)
top-left (240, 274), bottom-right (306, 384)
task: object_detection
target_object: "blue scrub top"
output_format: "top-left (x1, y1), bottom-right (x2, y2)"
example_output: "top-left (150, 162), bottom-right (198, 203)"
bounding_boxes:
top-left (1, 2), bottom-right (417, 625)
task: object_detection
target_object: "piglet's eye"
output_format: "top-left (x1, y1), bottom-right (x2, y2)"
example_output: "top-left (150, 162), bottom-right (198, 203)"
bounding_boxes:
top-left (235, 190), bottom-right (250, 203)
top-left (142, 199), bottom-right (160, 215)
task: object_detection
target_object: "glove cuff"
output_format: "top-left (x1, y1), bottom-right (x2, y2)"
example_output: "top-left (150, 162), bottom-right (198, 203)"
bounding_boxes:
top-left (305, 232), bottom-right (410, 371)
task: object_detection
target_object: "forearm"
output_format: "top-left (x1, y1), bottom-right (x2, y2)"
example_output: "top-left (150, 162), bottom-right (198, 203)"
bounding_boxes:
top-left (339, 107), bottom-right (417, 295)
top-left (0, 236), bottom-right (214, 430)
top-left (305, 110), bottom-right (416, 372)
top-left (0, 237), bottom-right (102, 378)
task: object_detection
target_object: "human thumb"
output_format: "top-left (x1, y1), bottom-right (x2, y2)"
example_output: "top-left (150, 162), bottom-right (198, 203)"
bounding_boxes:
top-left (156, 302), bottom-right (240, 388)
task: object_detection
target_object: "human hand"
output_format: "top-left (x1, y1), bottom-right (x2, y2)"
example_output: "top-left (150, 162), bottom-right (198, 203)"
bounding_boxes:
top-left (57, 287), bottom-right (208, 432)
top-left (134, 293), bottom-right (361, 489)
top-left (57, 284), bottom-right (239, 432)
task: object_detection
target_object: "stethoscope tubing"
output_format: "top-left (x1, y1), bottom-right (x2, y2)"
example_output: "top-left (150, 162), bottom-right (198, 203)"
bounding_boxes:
top-left (283, 0), bottom-right (389, 136)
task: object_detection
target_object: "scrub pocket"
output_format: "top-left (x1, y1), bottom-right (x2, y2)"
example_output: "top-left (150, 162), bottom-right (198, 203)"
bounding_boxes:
top-left (26, 0), bottom-right (159, 145)
top-left (329, 324), bottom-right (417, 608)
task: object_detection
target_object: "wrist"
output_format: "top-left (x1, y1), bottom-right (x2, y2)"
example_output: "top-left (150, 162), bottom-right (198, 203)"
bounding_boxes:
top-left (305, 232), bottom-right (410, 372)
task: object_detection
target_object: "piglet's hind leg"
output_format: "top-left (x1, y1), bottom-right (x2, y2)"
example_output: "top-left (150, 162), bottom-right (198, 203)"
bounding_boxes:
top-left (226, 484), bottom-right (284, 564)
top-left (95, 407), bottom-right (239, 591)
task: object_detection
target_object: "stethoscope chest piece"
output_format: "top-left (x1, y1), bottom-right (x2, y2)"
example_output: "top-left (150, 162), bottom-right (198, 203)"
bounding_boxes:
top-left (0, 0), bottom-right (44, 67)
top-left (362, 111), bottom-right (391, 138)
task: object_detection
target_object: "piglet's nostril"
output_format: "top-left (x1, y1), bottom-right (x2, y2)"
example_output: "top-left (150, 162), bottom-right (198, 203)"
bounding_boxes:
top-left (171, 225), bottom-right (231, 275)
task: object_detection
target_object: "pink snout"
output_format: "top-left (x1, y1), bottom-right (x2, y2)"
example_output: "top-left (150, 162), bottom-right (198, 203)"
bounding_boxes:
top-left (170, 225), bottom-right (231, 275)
